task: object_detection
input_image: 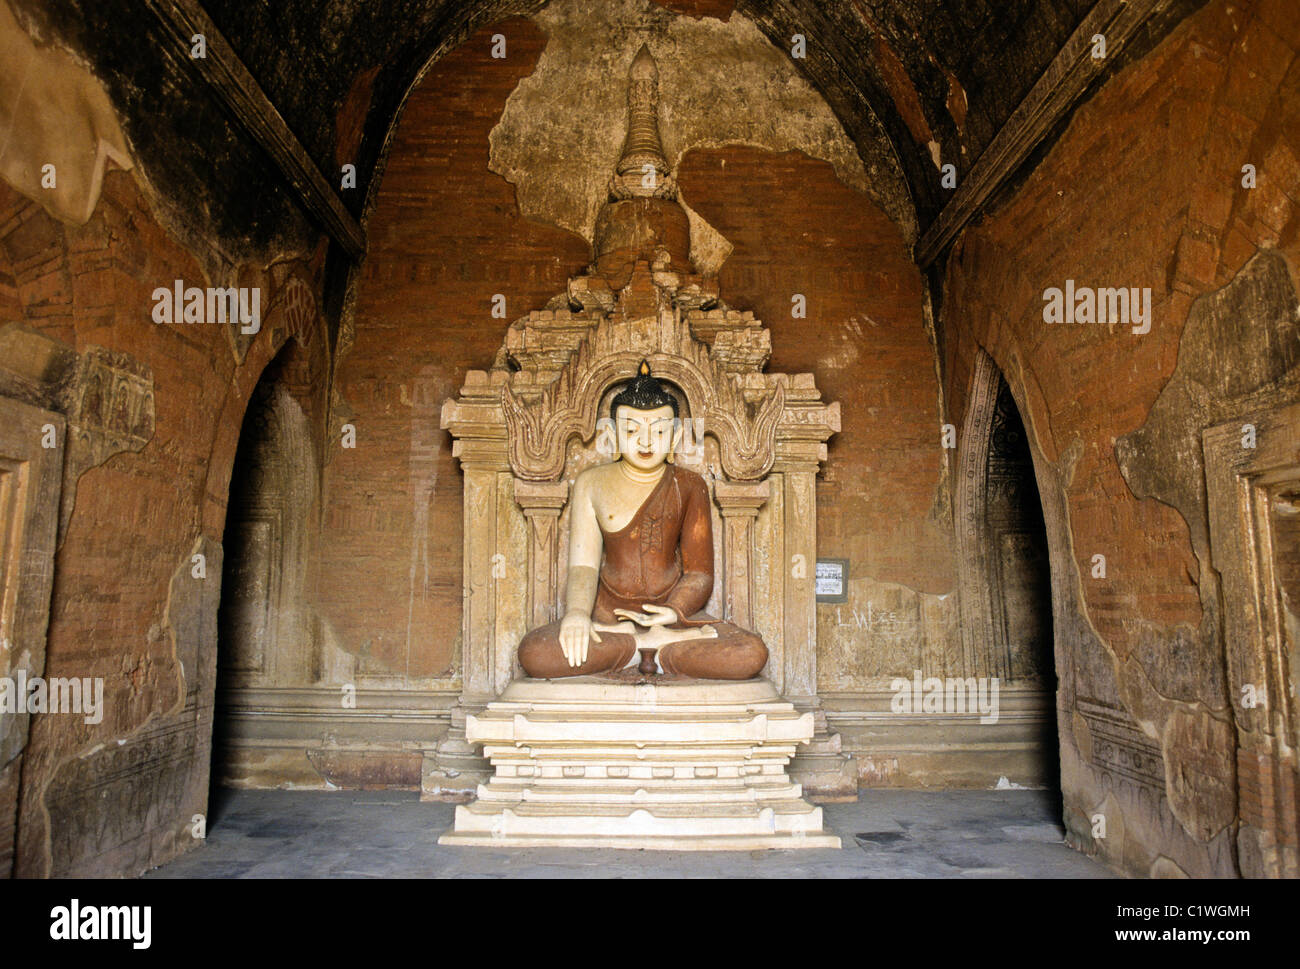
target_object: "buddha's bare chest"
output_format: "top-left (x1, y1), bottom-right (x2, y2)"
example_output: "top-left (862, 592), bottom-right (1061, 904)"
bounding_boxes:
top-left (591, 470), bottom-right (662, 532)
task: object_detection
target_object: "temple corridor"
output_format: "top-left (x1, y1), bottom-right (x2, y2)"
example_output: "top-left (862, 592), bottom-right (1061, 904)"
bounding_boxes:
top-left (0, 0), bottom-right (1296, 889)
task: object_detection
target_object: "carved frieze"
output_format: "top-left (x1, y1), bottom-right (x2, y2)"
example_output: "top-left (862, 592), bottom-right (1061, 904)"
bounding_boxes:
top-left (56, 346), bottom-right (156, 543)
top-left (443, 300), bottom-right (841, 483)
top-left (499, 322), bottom-right (786, 482)
top-left (1077, 696), bottom-right (1166, 793)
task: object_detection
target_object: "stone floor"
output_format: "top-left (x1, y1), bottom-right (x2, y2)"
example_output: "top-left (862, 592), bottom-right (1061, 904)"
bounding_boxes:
top-left (145, 787), bottom-right (1115, 878)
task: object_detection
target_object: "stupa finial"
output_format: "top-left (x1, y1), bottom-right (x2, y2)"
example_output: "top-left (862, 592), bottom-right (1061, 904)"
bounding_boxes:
top-left (611, 44), bottom-right (675, 200)
top-left (590, 43), bottom-right (691, 280)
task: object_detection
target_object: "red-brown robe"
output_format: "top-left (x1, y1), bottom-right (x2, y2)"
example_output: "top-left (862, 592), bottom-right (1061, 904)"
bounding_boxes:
top-left (517, 464), bottom-right (768, 679)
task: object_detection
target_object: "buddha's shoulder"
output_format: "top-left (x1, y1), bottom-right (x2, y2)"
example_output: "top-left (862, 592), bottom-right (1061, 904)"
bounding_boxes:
top-left (573, 462), bottom-right (617, 490)
top-left (670, 465), bottom-right (708, 495)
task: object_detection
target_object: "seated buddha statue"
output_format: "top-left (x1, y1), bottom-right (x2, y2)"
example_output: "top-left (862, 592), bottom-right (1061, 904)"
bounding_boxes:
top-left (518, 361), bottom-right (769, 680)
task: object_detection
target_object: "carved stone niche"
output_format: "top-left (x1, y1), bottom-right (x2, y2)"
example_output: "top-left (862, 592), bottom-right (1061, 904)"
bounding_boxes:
top-left (0, 396), bottom-right (64, 878)
top-left (1204, 403), bottom-right (1300, 879)
top-left (428, 292), bottom-right (844, 796)
top-left (424, 43), bottom-right (852, 802)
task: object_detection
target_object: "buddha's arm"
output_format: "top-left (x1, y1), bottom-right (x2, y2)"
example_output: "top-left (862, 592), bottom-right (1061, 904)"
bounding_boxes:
top-left (664, 472), bottom-right (714, 620)
top-left (564, 567), bottom-right (599, 619)
top-left (563, 475), bottom-right (602, 619)
top-left (557, 476), bottom-right (604, 666)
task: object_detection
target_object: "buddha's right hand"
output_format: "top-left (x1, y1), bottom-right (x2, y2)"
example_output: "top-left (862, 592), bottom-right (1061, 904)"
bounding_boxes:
top-left (559, 612), bottom-right (602, 668)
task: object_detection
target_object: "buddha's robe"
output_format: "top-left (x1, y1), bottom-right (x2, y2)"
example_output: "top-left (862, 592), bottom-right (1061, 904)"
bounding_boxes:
top-left (517, 464), bottom-right (768, 679)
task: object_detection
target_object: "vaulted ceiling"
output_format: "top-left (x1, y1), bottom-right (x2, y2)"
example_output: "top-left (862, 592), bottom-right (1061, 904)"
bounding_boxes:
top-left (9, 0), bottom-right (1205, 268)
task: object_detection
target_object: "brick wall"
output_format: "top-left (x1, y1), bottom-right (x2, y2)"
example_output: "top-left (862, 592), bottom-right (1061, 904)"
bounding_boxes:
top-left (317, 24), bottom-right (951, 686)
top-left (944, 0), bottom-right (1299, 668)
top-left (316, 20), bottom-right (591, 679)
top-left (0, 169), bottom-right (326, 874)
top-left (940, 0), bottom-right (1300, 875)
top-left (679, 147), bottom-right (951, 596)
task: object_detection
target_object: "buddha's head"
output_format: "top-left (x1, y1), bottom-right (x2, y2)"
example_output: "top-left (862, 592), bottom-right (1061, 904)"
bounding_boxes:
top-left (610, 360), bottom-right (681, 472)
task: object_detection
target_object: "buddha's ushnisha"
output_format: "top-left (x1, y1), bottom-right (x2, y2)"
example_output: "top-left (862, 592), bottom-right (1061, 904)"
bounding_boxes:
top-left (518, 361), bottom-right (769, 679)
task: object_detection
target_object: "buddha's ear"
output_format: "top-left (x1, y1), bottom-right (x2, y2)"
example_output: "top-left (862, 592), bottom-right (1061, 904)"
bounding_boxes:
top-left (668, 418), bottom-right (684, 461)
top-left (595, 417), bottom-right (618, 457)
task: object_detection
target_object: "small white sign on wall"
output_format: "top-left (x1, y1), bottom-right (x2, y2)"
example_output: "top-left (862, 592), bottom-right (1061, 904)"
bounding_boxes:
top-left (815, 559), bottom-right (848, 603)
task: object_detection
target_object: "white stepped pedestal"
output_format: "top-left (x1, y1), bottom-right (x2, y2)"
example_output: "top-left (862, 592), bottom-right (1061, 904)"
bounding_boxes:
top-left (438, 677), bottom-right (842, 850)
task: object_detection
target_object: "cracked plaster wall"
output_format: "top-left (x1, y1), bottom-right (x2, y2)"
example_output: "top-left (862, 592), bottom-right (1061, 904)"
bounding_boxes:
top-left (489, 0), bottom-right (880, 275)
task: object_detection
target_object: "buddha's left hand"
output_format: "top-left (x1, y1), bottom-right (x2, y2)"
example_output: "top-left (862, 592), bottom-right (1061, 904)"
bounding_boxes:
top-left (612, 603), bottom-right (678, 628)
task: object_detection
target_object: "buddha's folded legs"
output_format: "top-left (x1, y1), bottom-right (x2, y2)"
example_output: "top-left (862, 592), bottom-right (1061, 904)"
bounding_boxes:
top-left (658, 620), bottom-right (768, 680)
top-left (517, 620), bottom-right (637, 678)
top-left (518, 617), bottom-right (769, 680)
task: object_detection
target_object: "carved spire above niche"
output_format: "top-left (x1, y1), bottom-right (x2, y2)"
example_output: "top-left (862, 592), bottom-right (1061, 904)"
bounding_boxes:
top-left (593, 45), bottom-right (691, 290)
top-left (611, 45), bottom-right (674, 201)
top-left (443, 44), bottom-right (839, 483)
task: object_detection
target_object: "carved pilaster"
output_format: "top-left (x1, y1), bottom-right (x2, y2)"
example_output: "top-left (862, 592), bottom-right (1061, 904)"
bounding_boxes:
top-left (515, 479), bottom-right (570, 629)
top-left (714, 479), bottom-right (769, 629)
top-left (777, 465), bottom-right (858, 802)
top-left (954, 349), bottom-right (1002, 680)
top-left (424, 397), bottom-right (514, 801)
top-left (0, 396), bottom-right (65, 873)
top-left (461, 468), bottom-right (499, 703)
top-left (782, 469), bottom-right (818, 704)
top-left (1204, 402), bottom-right (1300, 877)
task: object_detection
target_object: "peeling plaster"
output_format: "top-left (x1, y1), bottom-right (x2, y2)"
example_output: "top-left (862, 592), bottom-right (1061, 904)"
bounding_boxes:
top-left (1035, 421), bottom-right (1238, 872)
top-left (0, 0), bottom-right (133, 223)
top-left (490, 0), bottom-right (873, 276)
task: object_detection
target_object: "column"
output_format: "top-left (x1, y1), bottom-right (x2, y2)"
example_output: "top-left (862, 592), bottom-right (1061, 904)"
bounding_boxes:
top-left (782, 469), bottom-right (818, 704)
top-left (460, 467), bottom-right (499, 705)
top-left (780, 464), bottom-right (858, 801)
top-left (713, 479), bottom-right (769, 628)
top-left (513, 478), bottom-right (570, 630)
top-left (422, 427), bottom-right (511, 800)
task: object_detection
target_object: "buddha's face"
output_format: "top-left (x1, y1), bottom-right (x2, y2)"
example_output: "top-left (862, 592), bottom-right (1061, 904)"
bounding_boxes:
top-left (615, 404), bottom-right (677, 472)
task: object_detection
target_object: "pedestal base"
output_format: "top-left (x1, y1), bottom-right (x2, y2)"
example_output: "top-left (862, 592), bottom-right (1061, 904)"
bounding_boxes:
top-left (421, 705), bottom-right (489, 802)
top-left (790, 707), bottom-right (860, 802)
top-left (438, 676), bottom-right (841, 850)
